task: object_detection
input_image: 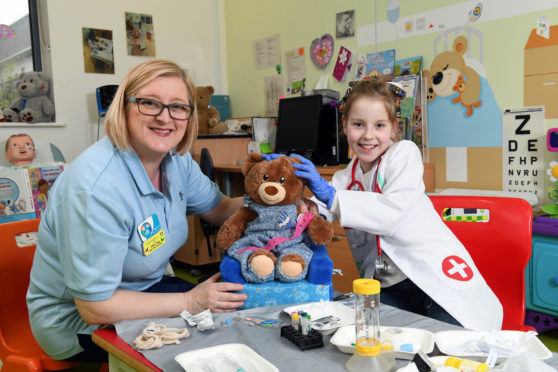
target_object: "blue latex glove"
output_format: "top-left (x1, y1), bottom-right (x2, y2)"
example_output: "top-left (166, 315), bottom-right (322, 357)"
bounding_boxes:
top-left (290, 154), bottom-right (336, 209)
top-left (261, 153), bottom-right (285, 161)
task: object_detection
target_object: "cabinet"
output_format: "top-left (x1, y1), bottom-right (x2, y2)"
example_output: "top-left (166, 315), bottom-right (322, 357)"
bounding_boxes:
top-left (526, 234), bottom-right (558, 317)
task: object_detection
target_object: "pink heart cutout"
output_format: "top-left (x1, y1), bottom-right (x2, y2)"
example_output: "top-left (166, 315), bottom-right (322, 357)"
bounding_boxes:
top-left (310, 34), bottom-right (334, 69)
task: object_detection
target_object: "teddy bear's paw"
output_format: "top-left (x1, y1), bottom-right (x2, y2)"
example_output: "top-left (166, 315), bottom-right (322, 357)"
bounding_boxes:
top-left (280, 254), bottom-right (306, 278)
top-left (308, 219), bottom-right (334, 245)
top-left (248, 250), bottom-right (276, 277)
top-left (21, 112), bottom-right (34, 123)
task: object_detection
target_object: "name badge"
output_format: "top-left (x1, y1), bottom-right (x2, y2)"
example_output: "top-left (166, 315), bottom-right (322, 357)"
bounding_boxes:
top-left (137, 214), bottom-right (165, 256)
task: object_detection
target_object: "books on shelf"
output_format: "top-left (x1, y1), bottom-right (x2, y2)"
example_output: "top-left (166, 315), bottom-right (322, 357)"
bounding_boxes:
top-left (0, 163), bottom-right (65, 223)
top-left (394, 56), bottom-right (422, 77)
top-left (366, 49), bottom-right (396, 81)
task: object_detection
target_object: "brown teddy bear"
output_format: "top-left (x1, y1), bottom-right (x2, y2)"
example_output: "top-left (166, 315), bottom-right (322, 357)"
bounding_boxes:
top-left (195, 85), bottom-right (227, 135)
top-left (216, 153), bottom-right (333, 283)
top-left (423, 35), bottom-right (482, 116)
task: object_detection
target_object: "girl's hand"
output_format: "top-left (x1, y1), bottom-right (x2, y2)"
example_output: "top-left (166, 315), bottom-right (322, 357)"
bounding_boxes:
top-left (290, 154), bottom-right (336, 209)
top-left (298, 197), bottom-right (319, 215)
top-left (185, 273), bottom-right (247, 313)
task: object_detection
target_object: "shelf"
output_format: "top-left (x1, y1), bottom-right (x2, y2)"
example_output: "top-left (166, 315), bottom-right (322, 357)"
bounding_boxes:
top-left (0, 122), bottom-right (65, 128)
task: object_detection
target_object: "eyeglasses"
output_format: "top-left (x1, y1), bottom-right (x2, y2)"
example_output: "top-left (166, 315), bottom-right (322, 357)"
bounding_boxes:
top-left (129, 97), bottom-right (194, 120)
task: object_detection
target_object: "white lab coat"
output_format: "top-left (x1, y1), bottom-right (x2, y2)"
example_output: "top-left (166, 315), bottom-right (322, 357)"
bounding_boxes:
top-left (321, 140), bottom-right (503, 330)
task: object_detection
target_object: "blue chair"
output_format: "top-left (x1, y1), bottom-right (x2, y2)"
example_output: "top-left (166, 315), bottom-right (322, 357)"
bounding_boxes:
top-left (220, 242), bottom-right (334, 309)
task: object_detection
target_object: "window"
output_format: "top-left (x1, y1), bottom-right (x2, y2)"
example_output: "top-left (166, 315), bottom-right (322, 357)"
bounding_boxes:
top-left (0, 0), bottom-right (42, 110)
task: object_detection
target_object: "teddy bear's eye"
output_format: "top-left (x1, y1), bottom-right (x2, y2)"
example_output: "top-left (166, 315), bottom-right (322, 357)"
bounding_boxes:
top-left (263, 174), bottom-right (269, 181)
top-left (279, 177), bottom-right (285, 184)
top-left (442, 64), bottom-right (449, 71)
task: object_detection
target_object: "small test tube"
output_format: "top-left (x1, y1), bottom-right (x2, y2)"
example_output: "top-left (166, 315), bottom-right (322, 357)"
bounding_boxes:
top-left (292, 313), bottom-right (300, 331)
top-left (301, 315), bottom-right (308, 335)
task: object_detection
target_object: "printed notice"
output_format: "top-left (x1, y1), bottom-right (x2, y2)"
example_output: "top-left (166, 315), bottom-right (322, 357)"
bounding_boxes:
top-left (284, 48), bottom-right (306, 94)
top-left (253, 34), bottom-right (281, 70)
top-left (502, 107), bottom-right (545, 198)
top-left (264, 75), bottom-right (283, 117)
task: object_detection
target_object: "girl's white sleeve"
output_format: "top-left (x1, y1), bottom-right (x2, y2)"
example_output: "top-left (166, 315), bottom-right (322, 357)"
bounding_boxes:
top-left (335, 142), bottom-right (425, 236)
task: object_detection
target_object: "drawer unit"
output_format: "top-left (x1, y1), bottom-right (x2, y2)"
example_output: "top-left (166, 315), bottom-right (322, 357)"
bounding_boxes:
top-left (526, 234), bottom-right (558, 317)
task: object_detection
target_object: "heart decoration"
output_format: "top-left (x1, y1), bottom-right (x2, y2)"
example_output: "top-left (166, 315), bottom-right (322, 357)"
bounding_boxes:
top-left (310, 34), bottom-right (334, 69)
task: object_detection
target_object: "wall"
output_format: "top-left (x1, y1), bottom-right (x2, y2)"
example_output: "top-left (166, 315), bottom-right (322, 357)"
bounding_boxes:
top-left (223, 0), bottom-right (558, 201)
top-left (0, 0), bottom-right (224, 162)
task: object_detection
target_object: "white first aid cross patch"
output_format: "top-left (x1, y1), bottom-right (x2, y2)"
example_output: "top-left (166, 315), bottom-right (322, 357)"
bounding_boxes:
top-left (426, 250), bottom-right (479, 290)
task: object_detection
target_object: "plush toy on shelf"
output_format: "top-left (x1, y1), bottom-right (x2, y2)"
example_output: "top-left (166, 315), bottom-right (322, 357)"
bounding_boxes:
top-left (195, 85), bottom-right (227, 135)
top-left (216, 153), bottom-right (334, 284)
top-left (2, 71), bottom-right (55, 123)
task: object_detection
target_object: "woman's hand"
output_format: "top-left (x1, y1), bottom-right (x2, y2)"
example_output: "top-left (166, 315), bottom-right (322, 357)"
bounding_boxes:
top-left (298, 197), bottom-right (319, 215)
top-left (185, 273), bottom-right (247, 313)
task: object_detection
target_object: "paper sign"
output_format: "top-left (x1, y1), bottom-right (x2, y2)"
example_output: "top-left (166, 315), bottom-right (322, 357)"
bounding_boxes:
top-left (502, 107), bottom-right (545, 199)
top-left (332, 46), bottom-right (353, 82)
top-left (537, 16), bottom-right (549, 39)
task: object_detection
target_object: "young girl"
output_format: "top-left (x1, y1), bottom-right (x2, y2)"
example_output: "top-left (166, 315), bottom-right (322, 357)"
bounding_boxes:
top-left (289, 79), bottom-right (502, 330)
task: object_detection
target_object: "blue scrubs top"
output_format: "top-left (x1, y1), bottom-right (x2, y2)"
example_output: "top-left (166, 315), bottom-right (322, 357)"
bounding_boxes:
top-left (26, 137), bottom-right (222, 359)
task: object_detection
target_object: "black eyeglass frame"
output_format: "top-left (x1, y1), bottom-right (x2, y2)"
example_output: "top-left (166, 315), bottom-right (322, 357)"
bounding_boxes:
top-left (128, 97), bottom-right (194, 121)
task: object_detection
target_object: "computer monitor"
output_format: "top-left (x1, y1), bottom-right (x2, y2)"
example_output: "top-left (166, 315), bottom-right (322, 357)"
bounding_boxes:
top-left (275, 95), bottom-right (323, 158)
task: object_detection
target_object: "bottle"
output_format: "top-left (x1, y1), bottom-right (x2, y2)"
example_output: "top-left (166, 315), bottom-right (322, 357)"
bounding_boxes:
top-left (444, 357), bottom-right (490, 372)
top-left (346, 279), bottom-right (395, 372)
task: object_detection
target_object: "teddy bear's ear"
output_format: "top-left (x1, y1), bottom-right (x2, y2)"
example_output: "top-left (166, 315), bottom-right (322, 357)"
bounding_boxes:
top-left (207, 86), bottom-right (214, 95)
top-left (453, 35), bottom-right (468, 56)
top-left (242, 153), bottom-right (263, 176)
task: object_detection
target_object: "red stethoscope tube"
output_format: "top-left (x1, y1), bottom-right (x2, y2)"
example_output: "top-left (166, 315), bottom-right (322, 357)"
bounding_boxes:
top-left (346, 157), bottom-right (384, 261)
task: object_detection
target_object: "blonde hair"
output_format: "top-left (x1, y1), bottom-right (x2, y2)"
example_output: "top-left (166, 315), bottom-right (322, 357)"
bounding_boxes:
top-left (104, 59), bottom-right (198, 155)
top-left (342, 79), bottom-right (398, 125)
top-left (5, 133), bottom-right (34, 152)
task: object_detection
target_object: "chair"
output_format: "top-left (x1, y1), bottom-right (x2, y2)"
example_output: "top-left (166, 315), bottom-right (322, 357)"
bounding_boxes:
top-left (199, 148), bottom-right (220, 259)
top-left (0, 219), bottom-right (77, 371)
top-left (220, 242), bottom-right (334, 309)
top-left (428, 195), bottom-right (534, 331)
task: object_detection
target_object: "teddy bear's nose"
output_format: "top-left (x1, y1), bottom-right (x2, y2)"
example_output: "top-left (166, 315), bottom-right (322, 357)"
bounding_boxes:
top-left (264, 185), bottom-right (278, 195)
top-left (432, 72), bottom-right (443, 85)
top-left (20, 84), bottom-right (27, 90)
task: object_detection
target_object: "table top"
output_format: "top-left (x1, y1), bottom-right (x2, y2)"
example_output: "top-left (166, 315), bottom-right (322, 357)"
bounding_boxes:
top-left (92, 302), bottom-right (558, 372)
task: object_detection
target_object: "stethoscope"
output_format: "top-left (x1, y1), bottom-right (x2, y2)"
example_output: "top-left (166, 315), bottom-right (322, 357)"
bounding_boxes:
top-left (346, 157), bottom-right (390, 273)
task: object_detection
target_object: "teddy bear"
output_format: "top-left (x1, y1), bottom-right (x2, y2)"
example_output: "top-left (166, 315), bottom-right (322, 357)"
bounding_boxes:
top-left (423, 35), bottom-right (482, 116)
top-left (452, 74), bottom-right (481, 117)
top-left (216, 153), bottom-right (334, 284)
top-left (2, 71), bottom-right (55, 123)
top-left (195, 85), bottom-right (227, 135)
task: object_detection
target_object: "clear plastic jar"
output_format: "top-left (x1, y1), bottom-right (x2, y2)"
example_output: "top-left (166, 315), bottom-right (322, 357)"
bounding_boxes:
top-left (346, 279), bottom-right (395, 372)
top-left (353, 278), bottom-right (381, 355)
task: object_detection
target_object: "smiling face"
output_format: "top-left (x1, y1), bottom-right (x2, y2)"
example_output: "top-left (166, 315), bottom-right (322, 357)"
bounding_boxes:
top-left (126, 75), bottom-right (189, 164)
top-left (343, 97), bottom-right (396, 173)
top-left (5, 135), bottom-right (36, 167)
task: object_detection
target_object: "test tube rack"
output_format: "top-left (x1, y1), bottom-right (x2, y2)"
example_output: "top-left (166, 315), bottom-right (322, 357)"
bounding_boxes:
top-left (280, 325), bottom-right (324, 351)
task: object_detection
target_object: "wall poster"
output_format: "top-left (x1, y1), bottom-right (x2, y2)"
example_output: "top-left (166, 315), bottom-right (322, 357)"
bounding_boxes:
top-left (502, 106), bottom-right (545, 201)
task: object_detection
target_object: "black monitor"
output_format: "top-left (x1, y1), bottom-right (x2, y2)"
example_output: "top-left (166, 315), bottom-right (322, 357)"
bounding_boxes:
top-left (275, 95), bottom-right (323, 158)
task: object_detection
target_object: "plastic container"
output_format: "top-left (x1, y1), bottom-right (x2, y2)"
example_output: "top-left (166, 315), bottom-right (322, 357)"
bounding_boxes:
top-left (346, 279), bottom-right (395, 372)
top-left (445, 356), bottom-right (490, 372)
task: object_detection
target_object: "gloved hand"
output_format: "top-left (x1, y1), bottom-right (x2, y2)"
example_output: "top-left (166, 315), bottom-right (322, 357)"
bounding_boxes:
top-left (261, 153), bottom-right (285, 161)
top-left (290, 154), bottom-right (336, 209)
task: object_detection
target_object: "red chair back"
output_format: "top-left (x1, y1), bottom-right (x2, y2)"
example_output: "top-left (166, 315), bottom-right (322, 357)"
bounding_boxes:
top-left (428, 195), bottom-right (533, 331)
top-left (0, 219), bottom-right (77, 371)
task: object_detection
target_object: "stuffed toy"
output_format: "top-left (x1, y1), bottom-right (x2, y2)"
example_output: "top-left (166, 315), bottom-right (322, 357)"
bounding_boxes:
top-left (195, 85), bottom-right (227, 135)
top-left (2, 71), bottom-right (55, 123)
top-left (216, 153), bottom-right (334, 283)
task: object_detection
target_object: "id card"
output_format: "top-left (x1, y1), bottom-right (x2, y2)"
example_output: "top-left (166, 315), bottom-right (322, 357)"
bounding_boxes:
top-left (137, 214), bottom-right (165, 256)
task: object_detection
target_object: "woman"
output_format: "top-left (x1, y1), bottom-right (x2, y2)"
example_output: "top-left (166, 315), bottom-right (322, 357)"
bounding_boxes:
top-left (27, 59), bottom-right (247, 362)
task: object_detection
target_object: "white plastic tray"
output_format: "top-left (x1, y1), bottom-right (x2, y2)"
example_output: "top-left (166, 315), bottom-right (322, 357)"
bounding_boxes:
top-left (435, 330), bottom-right (552, 362)
top-left (330, 325), bottom-right (435, 359)
top-left (283, 301), bottom-right (355, 334)
top-left (175, 343), bottom-right (278, 372)
top-left (396, 356), bottom-right (449, 372)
